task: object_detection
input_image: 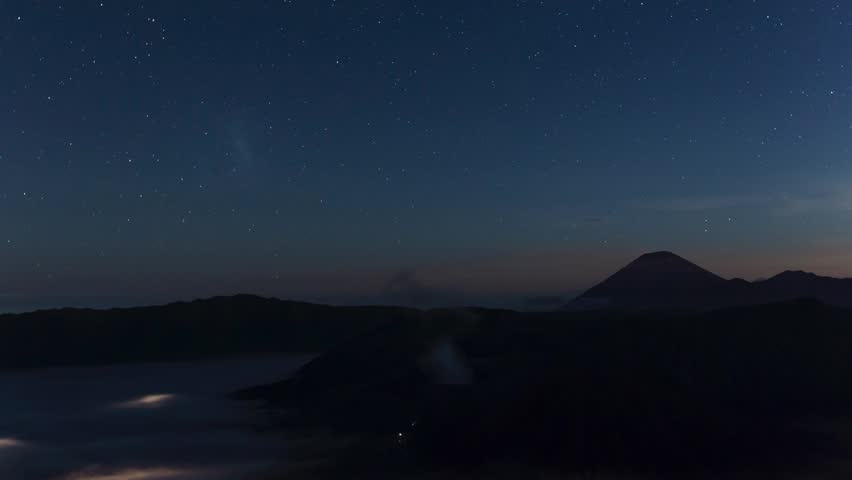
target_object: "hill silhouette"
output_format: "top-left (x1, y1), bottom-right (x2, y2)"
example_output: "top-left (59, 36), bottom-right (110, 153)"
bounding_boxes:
top-left (754, 270), bottom-right (852, 306)
top-left (5, 252), bottom-right (852, 370)
top-left (0, 294), bottom-right (419, 369)
top-left (566, 251), bottom-right (852, 311)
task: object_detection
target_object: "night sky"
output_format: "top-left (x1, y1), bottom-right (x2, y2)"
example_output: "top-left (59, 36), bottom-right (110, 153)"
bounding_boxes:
top-left (2, 1), bottom-right (851, 310)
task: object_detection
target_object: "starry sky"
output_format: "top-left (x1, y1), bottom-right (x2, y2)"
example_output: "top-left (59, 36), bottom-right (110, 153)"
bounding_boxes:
top-left (1, 1), bottom-right (851, 310)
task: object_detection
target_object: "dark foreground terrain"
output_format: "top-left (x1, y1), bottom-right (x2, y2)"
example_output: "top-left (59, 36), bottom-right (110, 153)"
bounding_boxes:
top-left (6, 255), bottom-right (852, 478)
top-left (237, 299), bottom-right (852, 478)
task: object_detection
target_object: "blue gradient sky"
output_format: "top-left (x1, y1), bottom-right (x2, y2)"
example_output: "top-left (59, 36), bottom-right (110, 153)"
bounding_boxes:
top-left (1, 1), bottom-right (851, 308)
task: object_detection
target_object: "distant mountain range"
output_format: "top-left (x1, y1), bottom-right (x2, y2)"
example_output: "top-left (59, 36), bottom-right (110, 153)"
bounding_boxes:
top-left (2, 253), bottom-right (850, 369)
top-left (566, 251), bottom-right (852, 311)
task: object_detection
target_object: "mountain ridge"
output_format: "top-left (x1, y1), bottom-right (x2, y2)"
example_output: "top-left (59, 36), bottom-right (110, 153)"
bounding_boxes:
top-left (566, 252), bottom-right (852, 311)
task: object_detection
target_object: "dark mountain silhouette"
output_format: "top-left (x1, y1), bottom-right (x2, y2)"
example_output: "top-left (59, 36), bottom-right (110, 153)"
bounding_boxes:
top-left (566, 251), bottom-right (852, 311)
top-left (0, 294), bottom-right (420, 369)
top-left (569, 251), bottom-right (734, 310)
top-left (754, 270), bottom-right (852, 306)
top-left (4, 254), bottom-right (852, 369)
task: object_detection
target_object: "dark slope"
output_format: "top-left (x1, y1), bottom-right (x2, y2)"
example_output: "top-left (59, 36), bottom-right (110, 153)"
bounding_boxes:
top-left (238, 299), bottom-right (852, 474)
top-left (566, 251), bottom-right (852, 311)
top-left (0, 294), bottom-right (419, 369)
top-left (754, 270), bottom-right (852, 306)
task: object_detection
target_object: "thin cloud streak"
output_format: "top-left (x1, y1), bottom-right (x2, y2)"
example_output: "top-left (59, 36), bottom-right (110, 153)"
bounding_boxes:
top-left (634, 187), bottom-right (852, 216)
top-left (633, 194), bottom-right (764, 212)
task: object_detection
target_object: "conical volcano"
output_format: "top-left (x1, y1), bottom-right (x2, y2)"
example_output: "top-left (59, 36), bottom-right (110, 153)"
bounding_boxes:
top-left (567, 251), bottom-right (741, 310)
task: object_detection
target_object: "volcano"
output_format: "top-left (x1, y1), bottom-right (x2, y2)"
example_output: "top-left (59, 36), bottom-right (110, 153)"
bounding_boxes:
top-left (565, 251), bottom-right (852, 311)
